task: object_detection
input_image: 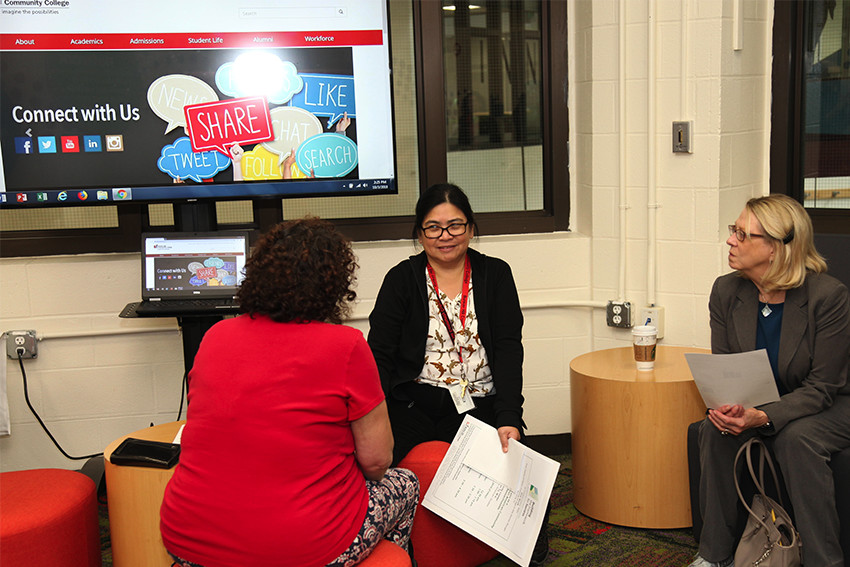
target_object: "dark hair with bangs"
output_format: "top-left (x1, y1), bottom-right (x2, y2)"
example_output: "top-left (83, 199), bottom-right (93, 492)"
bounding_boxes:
top-left (412, 183), bottom-right (478, 240)
top-left (237, 217), bottom-right (358, 324)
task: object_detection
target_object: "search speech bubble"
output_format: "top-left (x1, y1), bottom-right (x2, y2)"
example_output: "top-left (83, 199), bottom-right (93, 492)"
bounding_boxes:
top-left (157, 137), bottom-right (231, 183)
top-left (216, 53), bottom-right (303, 105)
top-left (295, 133), bottom-right (358, 178)
top-left (289, 73), bottom-right (356, 128)
top-left (147, 75), bottom-right (219, 134)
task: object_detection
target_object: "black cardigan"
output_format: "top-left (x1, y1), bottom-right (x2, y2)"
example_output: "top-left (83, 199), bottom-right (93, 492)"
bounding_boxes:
top-left (367, 248), bottom-right (525, 430)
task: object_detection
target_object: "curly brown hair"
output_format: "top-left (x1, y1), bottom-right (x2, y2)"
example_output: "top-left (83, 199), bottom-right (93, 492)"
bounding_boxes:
top-left (237, 217), bottom-right (358, 323)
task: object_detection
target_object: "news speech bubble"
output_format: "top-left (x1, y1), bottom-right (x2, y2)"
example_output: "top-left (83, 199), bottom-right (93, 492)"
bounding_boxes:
top-left (157, 137), bottom-right (231, 183)
top-left (263, 106), bottom-right (322, 158)
top-left (239, 145), bottom-right (283, 181)
top-left (295, 133), bottom-right (358, 178)
top-left (184, 96), bottom-right (274, 157)
top-left (215, 53), bottom-right (303, 105)
top-left (289, 74), bottom-right (356, 129)
top-left (147, 75), bottom-right (219, 134)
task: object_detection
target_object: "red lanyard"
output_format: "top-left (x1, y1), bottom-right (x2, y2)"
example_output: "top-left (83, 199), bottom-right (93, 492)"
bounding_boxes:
top-left (426, 255), bottom-right (471, 363)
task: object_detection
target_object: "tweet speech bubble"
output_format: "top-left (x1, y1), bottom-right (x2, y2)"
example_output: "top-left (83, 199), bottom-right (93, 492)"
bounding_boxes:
top-left (147, 75), bottom-right (219, 134)
top-left (295, 133), bottom-right (358, 178)
top-left (263, 106), bottom-right (323, 158)
top-left (157, 137), bottom-right (231, 183)
top-left (216, 53), bottom-right (303, 105)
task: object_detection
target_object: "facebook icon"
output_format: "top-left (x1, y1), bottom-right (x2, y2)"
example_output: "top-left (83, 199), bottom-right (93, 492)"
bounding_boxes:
top-left (15, 137), bottom-right (33, 154)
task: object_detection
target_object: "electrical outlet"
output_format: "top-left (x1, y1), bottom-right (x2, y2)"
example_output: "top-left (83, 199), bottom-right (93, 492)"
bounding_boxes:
top-left (638, 306), bottom-right (665, 339)
top-left (5, 330), bottom-right (38, 359)
top-left (606, 301), bottom-right (632, 328)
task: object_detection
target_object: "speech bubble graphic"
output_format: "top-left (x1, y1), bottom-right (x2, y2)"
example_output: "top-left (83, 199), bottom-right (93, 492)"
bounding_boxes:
top-left (295, 133), bottom-right (358, 178)
top-left (157, 137), bottom-right (231, 183)
top-left (239, 145), bottom-right (284, 181)
top-left (147, 75), bottom-right (219, 134)
top-left (216, 53), bottom-right (303, 105)
top-left (289, 74), bottom-right (356, 128)
top-left (263, 106), bottom-right (323, 158)
top-left (184, 96), bottom-right (274, 157)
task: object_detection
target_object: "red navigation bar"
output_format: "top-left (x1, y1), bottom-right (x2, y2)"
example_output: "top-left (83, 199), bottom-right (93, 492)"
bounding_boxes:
top-left (0, 30), bottom-right (383, 51)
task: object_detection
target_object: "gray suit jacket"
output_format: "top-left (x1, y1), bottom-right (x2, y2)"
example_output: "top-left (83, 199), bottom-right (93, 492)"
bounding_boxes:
top-left (709, 271), bottom-right (850, 432)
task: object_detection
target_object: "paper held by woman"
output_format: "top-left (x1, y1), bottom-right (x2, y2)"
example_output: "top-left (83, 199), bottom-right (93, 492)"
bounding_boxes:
top-left (684, 350), bottom-right (780, 408)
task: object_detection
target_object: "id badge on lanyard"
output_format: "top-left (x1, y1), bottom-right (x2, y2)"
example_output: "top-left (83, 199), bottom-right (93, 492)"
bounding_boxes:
top-left (427, 256), bottom-right (475, 414)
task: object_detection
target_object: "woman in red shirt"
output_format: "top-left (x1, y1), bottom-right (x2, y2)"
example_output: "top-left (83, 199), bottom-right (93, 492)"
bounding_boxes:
top-left (160, 218), bottom-right (419, 567)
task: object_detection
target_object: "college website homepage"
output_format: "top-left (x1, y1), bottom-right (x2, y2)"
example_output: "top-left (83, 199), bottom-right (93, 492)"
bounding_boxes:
top-left (0, 0), bottom-right (395, 207)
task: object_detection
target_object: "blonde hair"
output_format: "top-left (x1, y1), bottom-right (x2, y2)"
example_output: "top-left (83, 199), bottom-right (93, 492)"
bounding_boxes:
top-left (746, 194), bottom-right (826, 291)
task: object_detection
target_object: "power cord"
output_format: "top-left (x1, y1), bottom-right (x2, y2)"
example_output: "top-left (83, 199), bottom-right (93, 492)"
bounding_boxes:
top-left (16, 351), bottom-right (103, 460)
top-left (176, 369), bottom-right (189, 421)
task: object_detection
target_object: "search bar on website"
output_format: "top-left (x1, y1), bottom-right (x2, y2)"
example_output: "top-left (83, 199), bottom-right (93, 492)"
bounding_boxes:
top-left (239, 6), bottom-right (346, 19)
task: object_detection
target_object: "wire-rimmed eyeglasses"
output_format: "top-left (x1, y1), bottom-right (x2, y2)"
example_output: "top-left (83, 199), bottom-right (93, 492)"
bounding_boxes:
top-left (728, 225), bottom-right (766, 242)
top-left (421, 222), bottom-right (468, 239)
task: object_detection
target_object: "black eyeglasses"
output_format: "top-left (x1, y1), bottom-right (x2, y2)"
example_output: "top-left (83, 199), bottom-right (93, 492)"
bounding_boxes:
top-left (728, 225), bottom-right (766, 242)
top-left (421, 222), bottom-right (468, 239)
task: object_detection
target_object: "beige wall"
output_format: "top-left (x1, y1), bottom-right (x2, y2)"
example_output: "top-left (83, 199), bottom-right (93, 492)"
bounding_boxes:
top-left (0, 0), bottom-right (774, 471)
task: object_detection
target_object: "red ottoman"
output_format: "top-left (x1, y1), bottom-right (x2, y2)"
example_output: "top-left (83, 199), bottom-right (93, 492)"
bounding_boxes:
top-left (0, 468), bottom-right (100, 567)
top-left (360, 539), bottom-right (413, 567)
top-left (399, 441), bottom-right (499, 567)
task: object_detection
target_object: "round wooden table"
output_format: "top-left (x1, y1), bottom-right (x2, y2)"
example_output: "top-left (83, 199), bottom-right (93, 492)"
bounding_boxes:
top-left (570, 345), bottom-right (708, 528)
top-left (103, 421), bottom-right (185, 567)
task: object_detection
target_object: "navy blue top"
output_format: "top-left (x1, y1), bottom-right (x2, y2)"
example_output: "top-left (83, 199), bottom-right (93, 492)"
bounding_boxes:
top-left (756, 301), bottom-right (788, 395)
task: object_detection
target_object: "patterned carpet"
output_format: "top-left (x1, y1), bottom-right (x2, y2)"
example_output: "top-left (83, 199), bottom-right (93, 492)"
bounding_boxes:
top-left (98, 454), bottom-right (699, 567)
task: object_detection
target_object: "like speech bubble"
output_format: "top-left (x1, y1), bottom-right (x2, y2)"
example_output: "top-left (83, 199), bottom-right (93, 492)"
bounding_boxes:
top-left (289, 73), bottom-right (356, 128)
top-left (147, 75), bottom-right (219, 134)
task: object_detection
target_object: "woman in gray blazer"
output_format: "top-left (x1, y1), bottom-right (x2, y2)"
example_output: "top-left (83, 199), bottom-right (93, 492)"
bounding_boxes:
top-left (690, 194), bottom-right (850, 567)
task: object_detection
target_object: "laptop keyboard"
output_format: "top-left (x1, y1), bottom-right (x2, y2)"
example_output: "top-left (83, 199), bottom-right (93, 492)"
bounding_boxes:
top-left (135, 298), bottom-right (240, 315)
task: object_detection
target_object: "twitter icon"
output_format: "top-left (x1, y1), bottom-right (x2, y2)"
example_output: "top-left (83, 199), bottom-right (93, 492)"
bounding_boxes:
top-left (38, 136), bottom-right (57, 153)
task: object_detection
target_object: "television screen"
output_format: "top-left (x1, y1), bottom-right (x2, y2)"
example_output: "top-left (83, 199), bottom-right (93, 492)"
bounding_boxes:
top-left (0, 0), bottom-right (396, 208)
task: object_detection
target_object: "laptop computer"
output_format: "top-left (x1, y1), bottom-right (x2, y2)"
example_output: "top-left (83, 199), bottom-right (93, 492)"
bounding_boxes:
top-left (128, 231), bottom-right (250, 317)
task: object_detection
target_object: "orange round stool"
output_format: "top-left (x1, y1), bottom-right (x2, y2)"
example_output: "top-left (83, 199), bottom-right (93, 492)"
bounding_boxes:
top-left (398, 441), bottom-right (499, 567)
top-left (0, 468), bottom-right (100, 567)
top-left (359, 539), bottom-right (413, 566)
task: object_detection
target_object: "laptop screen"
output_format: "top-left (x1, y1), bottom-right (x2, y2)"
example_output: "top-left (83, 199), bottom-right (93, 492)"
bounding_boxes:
top-left (141, 232), bottom-right (250, 300)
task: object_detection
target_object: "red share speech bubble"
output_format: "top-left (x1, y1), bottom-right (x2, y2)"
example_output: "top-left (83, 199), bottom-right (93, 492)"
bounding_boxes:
top-left (184, 96), bottom-right (274, 157)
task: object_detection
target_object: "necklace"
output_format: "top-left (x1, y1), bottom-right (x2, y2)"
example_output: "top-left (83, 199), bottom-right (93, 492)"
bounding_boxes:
top-left (761, 303), bottom-right (772, 317)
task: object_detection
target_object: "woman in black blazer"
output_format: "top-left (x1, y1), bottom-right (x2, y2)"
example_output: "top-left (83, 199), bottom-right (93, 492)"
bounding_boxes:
top-left (691, 194), bottom-right (850, 567)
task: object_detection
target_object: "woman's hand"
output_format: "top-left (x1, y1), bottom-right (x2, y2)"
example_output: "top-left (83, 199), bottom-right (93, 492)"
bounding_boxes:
top-left (497, 426), bottom-right (521, 453)
top-left (708, 405), bottom-right (769, 435)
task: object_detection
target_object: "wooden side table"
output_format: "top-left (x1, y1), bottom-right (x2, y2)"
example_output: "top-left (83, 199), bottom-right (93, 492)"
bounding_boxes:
top-left (570, 345), bottom-right (708, 528)
top-left (103, 421), bottom-right (185, 567)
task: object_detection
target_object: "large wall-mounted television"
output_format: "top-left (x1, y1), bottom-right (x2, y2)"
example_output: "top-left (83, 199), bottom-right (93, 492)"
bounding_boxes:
top-left (0, 0), bottom-right (396, 208)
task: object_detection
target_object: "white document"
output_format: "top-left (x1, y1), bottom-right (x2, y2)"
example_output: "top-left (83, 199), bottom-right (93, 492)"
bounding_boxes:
top-left (684, 350), bottom-right (781, 408)
top-left (422, 415), bottom-right (560, 567)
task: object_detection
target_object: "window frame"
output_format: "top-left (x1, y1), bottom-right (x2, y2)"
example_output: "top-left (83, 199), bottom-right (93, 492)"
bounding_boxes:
top-left (0, 0), bottom-right (570, 257)
top-left (771, 0), bottom-right (850, 234)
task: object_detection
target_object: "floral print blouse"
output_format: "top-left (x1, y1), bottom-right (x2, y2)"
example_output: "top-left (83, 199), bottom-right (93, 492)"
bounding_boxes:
top-left (416, 270), bottom-right (494, 396)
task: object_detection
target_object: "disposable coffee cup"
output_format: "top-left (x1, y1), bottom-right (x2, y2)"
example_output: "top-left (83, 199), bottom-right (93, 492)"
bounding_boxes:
top-left (632, 325), bottom-right (657, 371)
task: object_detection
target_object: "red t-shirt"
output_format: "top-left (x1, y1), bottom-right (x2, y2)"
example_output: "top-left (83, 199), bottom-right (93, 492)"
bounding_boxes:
top-left (160, 315), bottom-right (384, 567)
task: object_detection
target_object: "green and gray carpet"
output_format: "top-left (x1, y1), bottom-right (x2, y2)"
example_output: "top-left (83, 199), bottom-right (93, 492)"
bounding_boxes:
top-left (98, 454), bottom-right (699, 567)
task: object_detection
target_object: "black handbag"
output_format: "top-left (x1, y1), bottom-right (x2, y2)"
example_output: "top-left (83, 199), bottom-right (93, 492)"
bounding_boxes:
top-left (733, 437), bottom-right (802, 567)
